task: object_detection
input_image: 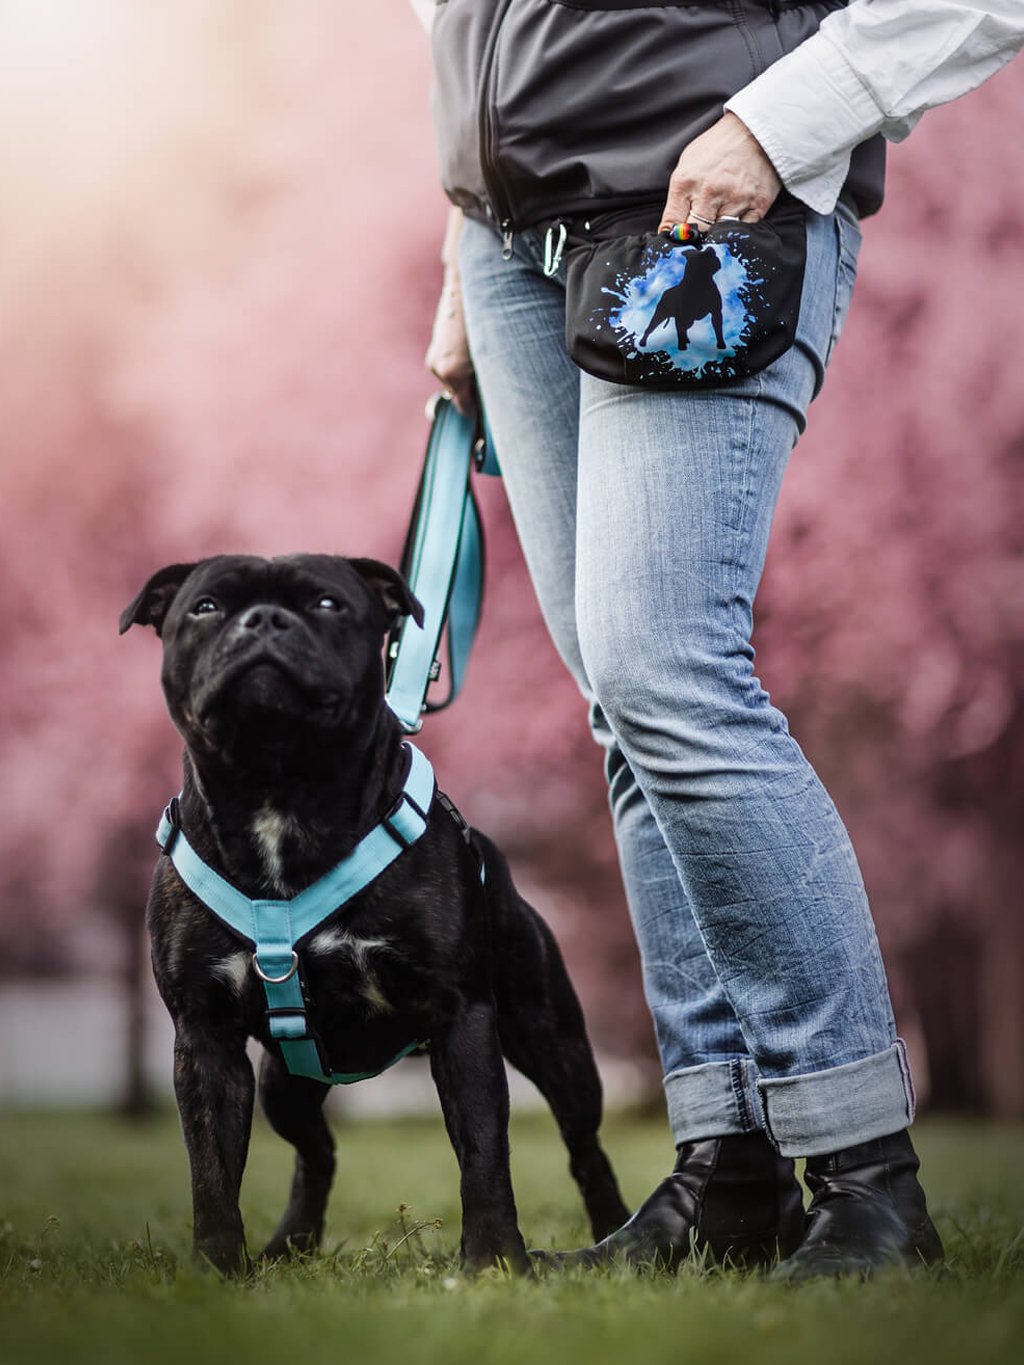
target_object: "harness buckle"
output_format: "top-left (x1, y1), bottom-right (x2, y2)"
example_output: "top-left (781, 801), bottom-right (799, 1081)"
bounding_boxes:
top-left (435, 790), bottom-right (473, 847)
top-left (266, 1006), bottom-right (315, 1041)
top-left (381, 802), bottom-right (413, 850)
top-left (381, 786), bottom-right (429, 850)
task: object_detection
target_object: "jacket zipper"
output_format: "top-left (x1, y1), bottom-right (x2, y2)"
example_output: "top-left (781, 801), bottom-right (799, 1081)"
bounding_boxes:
top-left (477, 0), bottom-right (516, 256)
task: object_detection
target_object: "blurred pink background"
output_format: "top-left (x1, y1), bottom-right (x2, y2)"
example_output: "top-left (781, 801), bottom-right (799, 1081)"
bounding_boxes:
top-left (1, 1), bottom-right (1021, 1115)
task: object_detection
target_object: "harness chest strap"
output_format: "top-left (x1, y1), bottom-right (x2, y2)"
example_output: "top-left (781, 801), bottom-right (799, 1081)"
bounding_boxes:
top-left (155, 742), bottom-right (436, 1085)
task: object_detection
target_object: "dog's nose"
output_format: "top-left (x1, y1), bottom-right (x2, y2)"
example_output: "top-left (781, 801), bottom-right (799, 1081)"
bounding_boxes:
top-left (237, 604), bottom-right (295, 636)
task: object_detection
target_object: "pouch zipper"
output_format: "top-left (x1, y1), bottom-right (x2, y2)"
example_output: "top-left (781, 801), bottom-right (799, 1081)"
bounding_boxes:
top-left (576, 202), bottom-right (666, 243)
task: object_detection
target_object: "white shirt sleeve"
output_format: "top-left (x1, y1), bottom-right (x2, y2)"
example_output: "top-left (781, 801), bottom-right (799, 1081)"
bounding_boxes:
top-left (407, 0), bottom-right (435, 33)
top-left (725, 1), bottom-right (1024, 213)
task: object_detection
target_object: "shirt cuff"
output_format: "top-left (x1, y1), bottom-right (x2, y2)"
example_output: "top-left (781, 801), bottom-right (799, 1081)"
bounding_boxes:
top-left (725, 31), bottom-right (887, 215)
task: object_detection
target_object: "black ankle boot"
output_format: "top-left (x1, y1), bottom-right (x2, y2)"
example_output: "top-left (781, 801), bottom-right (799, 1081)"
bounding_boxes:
top-left (532, 1132), bottom-right (805, 1271)
top-left (773, 1129), bottom-right (944, 1281)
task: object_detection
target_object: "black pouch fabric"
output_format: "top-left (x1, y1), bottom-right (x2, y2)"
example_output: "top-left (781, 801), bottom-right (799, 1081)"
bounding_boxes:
top-left (564, 198), bottom-right (808, 389)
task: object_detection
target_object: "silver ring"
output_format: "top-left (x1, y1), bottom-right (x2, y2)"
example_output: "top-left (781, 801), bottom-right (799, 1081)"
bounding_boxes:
top-left (252, 950), bottom-right (299, 984)
top-left (689, 211), bottom-right (715, 226)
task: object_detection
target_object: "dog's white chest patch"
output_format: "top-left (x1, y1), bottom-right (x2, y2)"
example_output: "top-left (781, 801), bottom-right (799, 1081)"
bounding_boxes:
top-left (308, 928), bottom-right (395, 1014)
top-left (250, 806), bottom-right (304, 895)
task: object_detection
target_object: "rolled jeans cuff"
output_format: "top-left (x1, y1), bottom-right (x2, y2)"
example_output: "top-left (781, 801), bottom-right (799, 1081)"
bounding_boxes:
top-left (664, 1059), bottom-right (765, 1143)
top-left (664, 1042), bottom-right (916, 1156)
top-left (759, 1040), bottom-right (916, 1157)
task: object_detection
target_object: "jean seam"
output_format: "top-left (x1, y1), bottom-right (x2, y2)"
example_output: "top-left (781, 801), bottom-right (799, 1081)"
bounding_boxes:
top-left (730, 1058), bottom-right (754, 1131)
top-left (724, 370), bottom-right (765, 720)
top-left (895, 1036), bottom-right (916, 1122)
top-left (727, 372), bottom-right (762, 546)
top-left (756, 1077), bottom-right (780, 1151)
top-left (824, 205), bottom-right (861, 370)
top-left (823, 212), bottom-right (843, 370)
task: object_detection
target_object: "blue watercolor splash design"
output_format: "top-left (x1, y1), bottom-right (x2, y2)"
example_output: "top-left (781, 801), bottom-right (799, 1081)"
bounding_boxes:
top-left (598, 241), bottom-right (763, 379)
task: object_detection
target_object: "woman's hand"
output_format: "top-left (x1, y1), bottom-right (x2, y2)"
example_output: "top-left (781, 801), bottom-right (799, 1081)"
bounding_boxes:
top-left (425, 208), bottom-right (476, 415)
top-left (659, 111), bottom-right (782, 230)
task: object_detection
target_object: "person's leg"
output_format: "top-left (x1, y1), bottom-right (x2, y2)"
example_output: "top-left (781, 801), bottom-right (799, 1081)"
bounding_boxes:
top-left (458, 219), bottom-right (752, 1093)
top-left (570, 204), bottom-right (939, 1273)
top-left (574, 204), bottom-right (912, 1147)
top-left (459, 217), bottom-right (804, 1265)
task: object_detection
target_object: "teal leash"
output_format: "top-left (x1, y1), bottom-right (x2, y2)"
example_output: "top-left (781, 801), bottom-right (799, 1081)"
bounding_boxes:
top-left (385, 395), bottom-right (499, 732)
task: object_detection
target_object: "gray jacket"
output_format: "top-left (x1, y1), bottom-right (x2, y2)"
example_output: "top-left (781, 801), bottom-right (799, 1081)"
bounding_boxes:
top-left (429, 0), bottom-right (885, 229)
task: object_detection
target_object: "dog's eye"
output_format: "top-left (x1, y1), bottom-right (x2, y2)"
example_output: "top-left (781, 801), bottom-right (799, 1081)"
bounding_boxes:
top-left (191, 598), bottom-right (219, 616)
top-left (314, 595), bottom-right (344, 613)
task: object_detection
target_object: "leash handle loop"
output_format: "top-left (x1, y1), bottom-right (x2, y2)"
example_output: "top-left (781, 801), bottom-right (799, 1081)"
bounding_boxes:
top-left (385, 394), bottom-right (498, 730)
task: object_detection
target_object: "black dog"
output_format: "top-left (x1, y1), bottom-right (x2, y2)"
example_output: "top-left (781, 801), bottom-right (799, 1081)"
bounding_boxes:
top-left (120, 553), bottom-right (627, 1274)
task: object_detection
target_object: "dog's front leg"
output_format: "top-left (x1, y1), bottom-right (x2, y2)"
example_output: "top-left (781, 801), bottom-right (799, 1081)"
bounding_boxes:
top-left (173, 1027), bottom-right (255, 1275)
top-left (430, 998), bottom-right (530, 1275)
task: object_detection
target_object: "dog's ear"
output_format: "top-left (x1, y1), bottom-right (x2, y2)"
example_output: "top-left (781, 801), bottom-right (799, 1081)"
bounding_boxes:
top-left (348, 558), bottom-right (425, 629)
top-left (119, 562), bottom-right (201, 636)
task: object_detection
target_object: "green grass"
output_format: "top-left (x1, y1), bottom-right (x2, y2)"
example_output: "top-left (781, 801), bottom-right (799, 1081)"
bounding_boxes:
top-left (0, 1107), bottom-right (1021, 1365)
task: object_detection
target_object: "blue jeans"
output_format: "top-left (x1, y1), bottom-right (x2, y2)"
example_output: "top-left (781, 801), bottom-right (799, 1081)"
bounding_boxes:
top-left (458, 205), bottom-right (916, 1157)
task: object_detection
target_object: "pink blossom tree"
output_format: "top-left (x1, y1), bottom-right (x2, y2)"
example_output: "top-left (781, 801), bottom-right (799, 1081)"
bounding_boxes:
top-left (0, 5), bottom-right (1020, 1109)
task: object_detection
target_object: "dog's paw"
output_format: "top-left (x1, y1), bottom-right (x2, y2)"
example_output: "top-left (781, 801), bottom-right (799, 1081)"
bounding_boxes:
top-left (258, 1231), bottom-right (320, 1264)
top-left (461, 1242), bottom-right (533, 1278)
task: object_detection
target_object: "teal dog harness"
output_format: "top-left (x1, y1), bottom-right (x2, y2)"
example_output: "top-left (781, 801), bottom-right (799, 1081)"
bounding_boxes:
top-left (156, 742), bottom-right (435, 1085)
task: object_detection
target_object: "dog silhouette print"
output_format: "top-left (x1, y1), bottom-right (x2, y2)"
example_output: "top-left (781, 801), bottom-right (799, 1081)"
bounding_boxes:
top-left (640, 244), bottom-right (726, 352)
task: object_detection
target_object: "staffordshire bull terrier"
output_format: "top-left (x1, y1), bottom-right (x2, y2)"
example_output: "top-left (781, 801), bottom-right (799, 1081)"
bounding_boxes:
top-left (120, 553), bottom-right (628, 1275)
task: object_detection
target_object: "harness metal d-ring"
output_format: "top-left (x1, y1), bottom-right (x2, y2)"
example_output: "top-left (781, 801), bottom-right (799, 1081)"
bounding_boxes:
top-left (252, 950), bottom-right (299, 984)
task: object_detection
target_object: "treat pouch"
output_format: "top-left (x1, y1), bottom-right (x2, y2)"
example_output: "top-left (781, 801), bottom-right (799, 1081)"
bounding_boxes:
top-left (565, 201), bottom-right (808, 390)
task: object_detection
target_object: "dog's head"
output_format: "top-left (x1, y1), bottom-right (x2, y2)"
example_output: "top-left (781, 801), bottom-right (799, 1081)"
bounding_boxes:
top-left (120, 554), bottom-right (422, 766)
